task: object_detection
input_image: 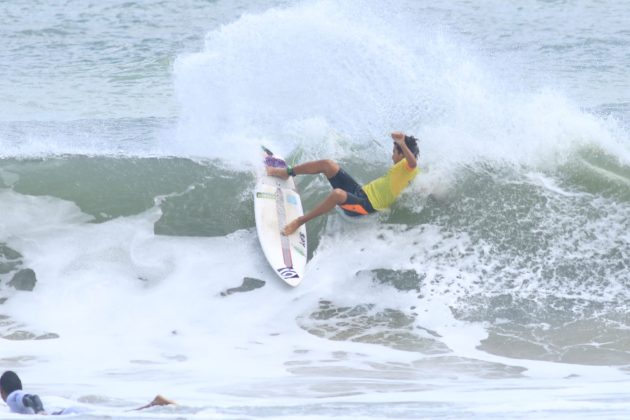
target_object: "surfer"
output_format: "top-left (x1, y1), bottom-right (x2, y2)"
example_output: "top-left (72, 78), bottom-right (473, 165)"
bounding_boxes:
top-left (267, 131), bottom-right (419, 235)
top-left (1, 370), bottom-right (175, 415)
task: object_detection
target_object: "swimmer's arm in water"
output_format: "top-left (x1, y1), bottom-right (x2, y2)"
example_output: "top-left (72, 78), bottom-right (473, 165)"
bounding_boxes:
top-left (129, 395), bottom-right (175, 411)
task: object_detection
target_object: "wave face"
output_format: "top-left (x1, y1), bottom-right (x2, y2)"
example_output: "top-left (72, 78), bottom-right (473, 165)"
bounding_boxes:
top-left (171, 0), bottom-right (630, 368)
top-left (1, 0), bottom-right (630, 418)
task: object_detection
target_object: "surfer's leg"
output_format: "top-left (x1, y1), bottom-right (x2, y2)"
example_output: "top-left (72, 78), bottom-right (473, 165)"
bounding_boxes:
top-left (268, 159), bottom-right (340, 179)
top-left (283, 188), bottom-right (347, 235)
top-left (293, 160), bottom-right (340, 178)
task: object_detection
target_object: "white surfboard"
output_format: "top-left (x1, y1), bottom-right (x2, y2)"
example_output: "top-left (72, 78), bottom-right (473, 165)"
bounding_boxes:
top-left (254, 147), bottom-right (307, 286)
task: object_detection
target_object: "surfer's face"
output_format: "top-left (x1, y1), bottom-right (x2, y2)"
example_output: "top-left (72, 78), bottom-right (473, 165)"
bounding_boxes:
top-left (392, 144), bottom-right (403, 164)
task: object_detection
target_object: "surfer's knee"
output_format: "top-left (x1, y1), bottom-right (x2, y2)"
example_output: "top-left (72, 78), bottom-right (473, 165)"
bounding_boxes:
top-left (321, 159), bottom-right (340, 178)
top-left (331, 188), bottom-right (347, 203)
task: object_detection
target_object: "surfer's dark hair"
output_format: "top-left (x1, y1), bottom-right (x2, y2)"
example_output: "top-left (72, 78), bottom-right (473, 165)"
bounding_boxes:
top-left (0, 371), bottom-right (22, 395)
top-left (395, 135), bottom-right (419, 158)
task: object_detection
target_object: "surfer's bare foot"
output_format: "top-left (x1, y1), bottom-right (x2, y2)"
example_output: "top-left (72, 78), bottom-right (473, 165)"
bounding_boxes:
top-left (266, 166), bottom-right (289, 179)
top-left (282, 218), bottom-right (301, 236)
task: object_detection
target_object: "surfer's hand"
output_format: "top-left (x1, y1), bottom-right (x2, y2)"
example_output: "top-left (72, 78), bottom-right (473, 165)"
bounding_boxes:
top-left (391, 131), bottom-right (405, 145)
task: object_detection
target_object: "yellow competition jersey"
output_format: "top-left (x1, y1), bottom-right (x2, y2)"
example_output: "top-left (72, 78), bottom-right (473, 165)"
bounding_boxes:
top-left (362, 159), bottom-right (419, 210)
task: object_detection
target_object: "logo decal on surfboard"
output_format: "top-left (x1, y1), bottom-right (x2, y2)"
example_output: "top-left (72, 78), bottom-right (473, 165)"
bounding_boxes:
top-left (256, 192), bottom-right (275, 200)
top-left (291, 245), bottom-right (305, 257)
top-left (299, 232), bottom-right (306, 248)
top-left (277, 267), bottom-right (299, 280)
top-left (286, 195), bottom-right (298, 205)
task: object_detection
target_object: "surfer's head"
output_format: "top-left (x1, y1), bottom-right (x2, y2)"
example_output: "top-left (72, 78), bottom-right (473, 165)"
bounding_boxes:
top-left (393, 135), bottom-right (419, 162)
top-left (0, 371), bottom-right (22, 401)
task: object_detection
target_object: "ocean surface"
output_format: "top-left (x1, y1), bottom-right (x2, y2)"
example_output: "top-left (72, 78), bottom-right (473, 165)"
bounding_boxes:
top-left (1, 0), bottom-right (630, 418)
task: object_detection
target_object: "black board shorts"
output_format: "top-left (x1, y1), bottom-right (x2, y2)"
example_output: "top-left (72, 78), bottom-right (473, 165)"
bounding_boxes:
top-left (328, 168), bottom-right (376, 217)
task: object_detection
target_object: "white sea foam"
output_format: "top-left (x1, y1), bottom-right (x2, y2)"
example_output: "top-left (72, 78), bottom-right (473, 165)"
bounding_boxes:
top-left (173, 0), bottom-right (629, 175)
top-left (2, 162), bottom-right (630, 416)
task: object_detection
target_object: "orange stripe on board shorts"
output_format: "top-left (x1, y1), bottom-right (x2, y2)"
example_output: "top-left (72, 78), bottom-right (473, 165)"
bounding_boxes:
top-left (340, 203), bottom-right (369, 215)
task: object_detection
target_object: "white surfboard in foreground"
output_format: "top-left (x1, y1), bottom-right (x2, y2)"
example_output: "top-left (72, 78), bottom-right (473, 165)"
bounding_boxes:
top-left (254, 147), bottom-right (307, 286)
